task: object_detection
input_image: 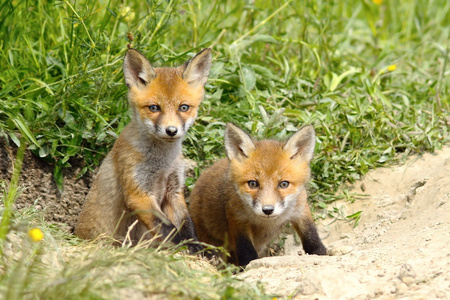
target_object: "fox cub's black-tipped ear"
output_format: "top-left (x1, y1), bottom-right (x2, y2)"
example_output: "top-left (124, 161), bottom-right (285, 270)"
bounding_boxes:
top-left (283, 125), bottom-right (316, 162)
top-left (182, 48), bottom-right (212, 87)
top-left (224, 123), bottom-right (255, 162)
top-left (123, 49), bottom-right (156, 89)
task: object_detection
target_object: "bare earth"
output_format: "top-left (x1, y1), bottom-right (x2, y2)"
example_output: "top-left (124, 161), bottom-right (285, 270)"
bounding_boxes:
top-left (239, 146), bottom-right (450, 299)
top-left (1, 140), bottom-right (449, 299)
top-left (0, 141), bottom-right (91, 232)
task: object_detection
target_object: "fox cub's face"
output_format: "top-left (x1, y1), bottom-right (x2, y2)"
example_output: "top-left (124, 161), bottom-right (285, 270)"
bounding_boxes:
top-left (225, 123), bottom-right (315, 219)
top-left (123, 49), bottom-right (211, 141)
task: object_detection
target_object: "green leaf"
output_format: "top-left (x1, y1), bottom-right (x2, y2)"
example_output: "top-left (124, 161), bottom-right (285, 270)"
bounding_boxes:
top-left (28, 78), bottom-right (55, 96)
top-left (8, 132), bottom-right (20, 147)
top-left (53, 163), bottom-right (64, 194)
top-left (346, 211), bottom-right (362, 228)
top-left (258, 106), bottom-right (269, 124)
top-left (242, 67), bottom-right (256, 91)
top-left (5, 109), bottom-right (39, 147)
top-left (329, 68), bottom-right (360, 92)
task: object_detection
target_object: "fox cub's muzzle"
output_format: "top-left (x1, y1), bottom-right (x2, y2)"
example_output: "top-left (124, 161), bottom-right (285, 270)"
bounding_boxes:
top-left (262, 205), bottom-right (275, 215)
top-left (165, 126), bottom-right (178, 137)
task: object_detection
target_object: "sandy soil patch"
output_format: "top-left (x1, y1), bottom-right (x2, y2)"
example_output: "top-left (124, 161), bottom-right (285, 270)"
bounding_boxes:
top-left (239, 146), bottom-right (450, 299)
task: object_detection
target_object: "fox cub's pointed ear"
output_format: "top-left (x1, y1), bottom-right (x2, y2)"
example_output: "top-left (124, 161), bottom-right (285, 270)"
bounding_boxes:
top-left (224, 123), bottom-right (255, 162)
top-left (182, 48), bottom-right (212, 87)
top-left (123, 49), bottom-right (156, 89)
top-left (283, 125), bottom-right (316, 162)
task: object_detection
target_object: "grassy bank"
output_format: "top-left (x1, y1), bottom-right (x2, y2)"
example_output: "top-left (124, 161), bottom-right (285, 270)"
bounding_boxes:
top-left (0, 0), bottom-right (449, 298)
top-left (1, 0), bottom-right (448, 198)
top-left (0, 209), bottom-right (267, 299)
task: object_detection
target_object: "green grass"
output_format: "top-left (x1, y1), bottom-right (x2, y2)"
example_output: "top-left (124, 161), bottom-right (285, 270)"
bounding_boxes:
top-left (0, 0), bottom-right (449, 298)
top-left (0, 209), bottom-right (268, 299)
top-left (1, 0), bottom-right (448, 194)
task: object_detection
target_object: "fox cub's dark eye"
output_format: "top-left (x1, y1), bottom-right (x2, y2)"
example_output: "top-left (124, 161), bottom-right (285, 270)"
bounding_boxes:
top-left (279, 181), bottom-right (289, 188)
top-left (149, 105), bottom-right (160, 112)
top-left (247, 180), bottom-right (259, 188)
top-left (179, 104), bottom-right (190, 112)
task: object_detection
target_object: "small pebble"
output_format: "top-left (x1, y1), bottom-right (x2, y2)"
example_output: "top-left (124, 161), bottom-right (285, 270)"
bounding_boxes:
top-left (398, 263), bottom-right (416, 279)
top-left (401, 276), bottom-right (415, 286)
top-left (327, 245), bottom-right (353, 256)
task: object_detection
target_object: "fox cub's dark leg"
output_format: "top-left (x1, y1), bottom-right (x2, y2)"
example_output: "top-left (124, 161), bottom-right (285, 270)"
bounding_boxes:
top-left (178, 216), bottom-right (204, 254)
top-left (162, 171), bottom-right (203, 254)
top-left (293, 221), bottom-right (327, 255)
top-left (235, 234), bottom-right (258, 267)
top-left (154, 216), bottom-right (202, 254)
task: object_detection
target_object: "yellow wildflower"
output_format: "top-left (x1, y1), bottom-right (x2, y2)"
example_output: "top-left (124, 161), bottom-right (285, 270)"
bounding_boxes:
top-left (372, 0), bottom-right (383, 5)
top-left (28, 228), bottom-right (44, 242)
top-left (124, 11), bottom-right (135, 23)
top-left (119, 5), bottom-right (135, 22)
top-left (119, 6), bottom-right (131, 17)
top-left (387, 64), bottom-right (397, 71)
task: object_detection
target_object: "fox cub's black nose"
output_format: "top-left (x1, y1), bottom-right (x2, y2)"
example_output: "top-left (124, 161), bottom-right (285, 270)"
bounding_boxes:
top-left (166, 126), bottom-right (178, 137)
top-left (262, 205), bottom-right (274, 215)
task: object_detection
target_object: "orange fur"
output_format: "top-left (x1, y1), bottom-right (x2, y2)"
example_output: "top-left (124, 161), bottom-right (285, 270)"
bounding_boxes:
top-left (75, 49), bottom-right (211, 251)
top-left (129, 68), bottom-right (204, 128)
top-left (189, 123), bottom-right (327, 265)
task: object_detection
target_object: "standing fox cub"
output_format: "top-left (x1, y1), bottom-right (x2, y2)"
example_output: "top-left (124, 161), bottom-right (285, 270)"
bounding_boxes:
top-left (75, 48), bottom-right (212, 252)
top-left (189, 123), bottom-right (327, 266)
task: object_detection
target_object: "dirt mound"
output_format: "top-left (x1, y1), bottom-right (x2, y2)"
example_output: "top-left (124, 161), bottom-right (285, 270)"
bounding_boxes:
top-left (239, 146), bottom-right (450, 299)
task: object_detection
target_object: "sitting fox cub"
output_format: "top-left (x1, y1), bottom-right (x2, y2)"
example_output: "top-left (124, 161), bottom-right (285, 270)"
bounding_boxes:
top-left (75, 48), bottom-right (211, 252)
top-left (189, 123), bottom-right (327, 265)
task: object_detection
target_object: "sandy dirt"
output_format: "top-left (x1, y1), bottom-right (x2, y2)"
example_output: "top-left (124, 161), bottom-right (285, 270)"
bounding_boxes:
top-left (238, 146), bottom-right (450, 299)
top-left (1, 139), bottom-right (449, 299)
